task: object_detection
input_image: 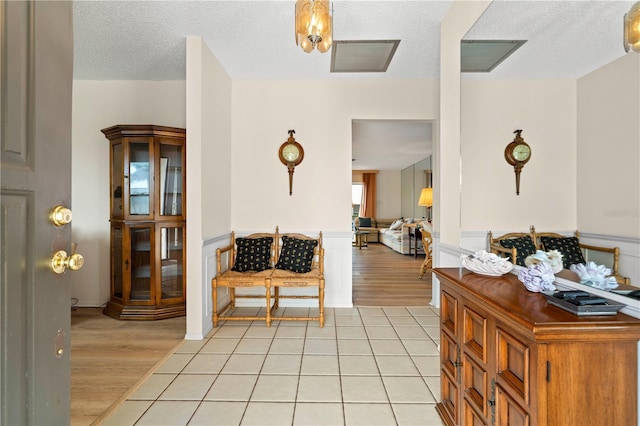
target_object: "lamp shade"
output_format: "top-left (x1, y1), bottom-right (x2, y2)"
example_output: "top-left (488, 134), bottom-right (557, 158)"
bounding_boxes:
top-left (418, 188), bottom-right (433, 207)
top-left (295, 0), bottom-right (332, 53)
top-left (625, 2), bottom-right (640, 53)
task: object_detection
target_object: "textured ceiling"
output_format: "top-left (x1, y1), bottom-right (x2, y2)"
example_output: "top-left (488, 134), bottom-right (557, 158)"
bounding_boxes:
top-left (72, 1), bottom-right (637, 171)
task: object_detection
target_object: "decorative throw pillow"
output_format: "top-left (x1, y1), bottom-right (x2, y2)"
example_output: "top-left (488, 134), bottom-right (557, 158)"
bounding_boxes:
top-left (389, 219), bottom-right (404, 230)
top-left (499, 236), bottom-right (537, 266)
top-left (540, 236), bottom-right (585, 269)
top-left (358, 217), bottom-right (372, 228)
top-left (231, 237), bottom-right (273, 272)
top-left (275, 236), bottom-right (318, 273)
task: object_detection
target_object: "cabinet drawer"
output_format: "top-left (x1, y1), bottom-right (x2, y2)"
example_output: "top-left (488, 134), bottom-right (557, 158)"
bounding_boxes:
top-left (495, 384), bottom-right (530, 426)
top-left (463, 306), bottom-right (487, 363)
top-left (463, 353), bottom-right (489, 418)
top-left (441, 290), bottom-right (457, 337)
top-left (496, 327), bottom-right (530, 403)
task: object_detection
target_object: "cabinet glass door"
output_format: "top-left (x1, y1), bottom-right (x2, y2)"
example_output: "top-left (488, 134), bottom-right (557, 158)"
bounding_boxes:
top-left (111, 224), bottom-right (124, 300)
top-left (159, 224), bottom-right (184, 301)
top-left (128, 142), bottom-right (151, 216)
top-left (158, 142), bottom-right (183, 217)
top-left (111, 142), bottom-right (124, 219)
top-left (129, 225), bottom-right (153, 302)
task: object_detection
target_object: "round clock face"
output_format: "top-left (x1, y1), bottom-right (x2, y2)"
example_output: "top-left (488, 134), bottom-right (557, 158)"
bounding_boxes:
top-left (513, 144), bottom-right (531, 162)
top-left (282, 144), bottom-right (300, 162)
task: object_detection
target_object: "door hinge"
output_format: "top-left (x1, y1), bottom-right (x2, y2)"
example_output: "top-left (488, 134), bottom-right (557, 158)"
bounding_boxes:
top-left (488, 379), bottom-right (496, 425)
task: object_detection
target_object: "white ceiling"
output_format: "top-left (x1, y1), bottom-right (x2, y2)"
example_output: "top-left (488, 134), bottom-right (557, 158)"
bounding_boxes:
top-left (72, 0), bottom-right (637, 170)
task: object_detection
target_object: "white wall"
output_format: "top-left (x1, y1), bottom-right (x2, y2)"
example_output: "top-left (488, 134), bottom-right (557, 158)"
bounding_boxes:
top-left (230, 80), bottom-right (439, 308)
top-left (460, 79), bottom-right (577, 234)
top-left (577, 53), bottom-right (640, 238)
top-left (377, 170), bottom-right (401, 219)
top-left (71, 81), bottom-right (186, 306)
top-left (577, 52), bottom-right (640, 283)
top-left (185, 37), bottom-right (232, 339)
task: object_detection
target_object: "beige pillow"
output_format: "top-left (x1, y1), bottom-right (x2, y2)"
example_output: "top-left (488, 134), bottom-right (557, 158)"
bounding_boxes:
top-left (389, 219), bottom-right (404, 230)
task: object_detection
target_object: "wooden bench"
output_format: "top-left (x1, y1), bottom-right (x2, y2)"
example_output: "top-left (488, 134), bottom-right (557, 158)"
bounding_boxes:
top-left (211, 227), bottom-right (325, 327)
top-left (488, 225), bottom-right (629, 285)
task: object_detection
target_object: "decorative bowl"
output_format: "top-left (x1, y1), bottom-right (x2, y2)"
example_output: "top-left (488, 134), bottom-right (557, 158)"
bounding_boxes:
top-left (460, 251), bottom-right (513, 277)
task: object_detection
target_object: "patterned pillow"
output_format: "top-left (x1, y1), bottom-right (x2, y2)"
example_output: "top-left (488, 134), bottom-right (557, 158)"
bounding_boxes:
top-left (358, 217), bottom-right (372, 227)
top-left (540, 236), bottom-right (585, 269)
top-left (231, 237), bottom-right (273, 272)
top-left (499, 236), bottom-right (537, 266)
top-left (275, 236), bottom-right (318, 273)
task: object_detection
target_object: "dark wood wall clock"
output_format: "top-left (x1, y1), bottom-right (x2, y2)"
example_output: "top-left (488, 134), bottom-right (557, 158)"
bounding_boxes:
top-left (279, 129), bottom-right (305, 195)
top-left (504, 129), bottom-right (531, 195)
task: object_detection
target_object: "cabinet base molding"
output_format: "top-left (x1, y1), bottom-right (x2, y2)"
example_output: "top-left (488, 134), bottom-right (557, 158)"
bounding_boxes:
top-left (103, 301), bottom-right (185, 321)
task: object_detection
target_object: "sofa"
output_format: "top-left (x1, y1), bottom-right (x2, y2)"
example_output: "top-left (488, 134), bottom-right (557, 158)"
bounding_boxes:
top-left (355, 217), bottom-right (429, 255)
top-left (352, 217), bottom-right (395, 243)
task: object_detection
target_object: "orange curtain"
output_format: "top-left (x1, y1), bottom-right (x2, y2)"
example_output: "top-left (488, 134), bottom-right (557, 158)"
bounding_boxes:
top-left (359, 173), bottom-right (377, 218)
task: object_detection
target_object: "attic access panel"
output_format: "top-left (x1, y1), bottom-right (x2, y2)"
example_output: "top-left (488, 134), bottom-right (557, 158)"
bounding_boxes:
top-left (331, 40), bottom-right (401, 73)
top-left (461, 40), bottom-right (527, 72)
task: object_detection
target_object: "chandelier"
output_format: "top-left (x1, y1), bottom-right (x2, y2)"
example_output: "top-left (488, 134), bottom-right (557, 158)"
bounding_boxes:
top-left (624, 1), bottom-right (640, 53)
top-left (295, 0), bottom-right (332, 53)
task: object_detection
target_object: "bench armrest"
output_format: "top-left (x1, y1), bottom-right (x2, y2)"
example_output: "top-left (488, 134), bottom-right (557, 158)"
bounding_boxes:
top-left (216, 243), bottom-right (235, 274)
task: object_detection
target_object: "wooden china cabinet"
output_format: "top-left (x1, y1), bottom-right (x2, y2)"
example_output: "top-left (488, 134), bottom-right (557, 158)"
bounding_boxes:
top-left (102, 125), bottom-right (186, 320)
top-left (435, 268), bottom-right (640, 426)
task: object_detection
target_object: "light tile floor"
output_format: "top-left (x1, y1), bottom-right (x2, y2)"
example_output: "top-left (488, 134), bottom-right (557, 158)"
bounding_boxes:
top-left (102, 306), bottom-right (444, 426)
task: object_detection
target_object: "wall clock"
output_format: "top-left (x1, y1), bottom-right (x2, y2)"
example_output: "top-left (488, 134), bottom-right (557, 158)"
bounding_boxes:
top-left (279, 129), bottom-right (305, 195)
top-left (504, 129), bottom-right (531, 195)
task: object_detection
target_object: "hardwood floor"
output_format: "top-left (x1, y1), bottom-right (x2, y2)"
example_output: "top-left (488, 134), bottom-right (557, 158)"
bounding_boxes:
top-left (70, 242), bottom-right (431, 424)
top-left (71, 308), bottom-right (185, 425)
top-left (352, 242), bottom-right (432, 306)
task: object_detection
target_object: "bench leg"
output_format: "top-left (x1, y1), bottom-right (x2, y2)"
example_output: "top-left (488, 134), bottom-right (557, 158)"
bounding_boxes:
top-left (212, 278), bottom-right (219, 327)
top-left (273, 287), bottom-right (280, 310)
top-left (319, 279), bottom-right (325, 328)
top-left (266, 280), bottom-right (272, 328)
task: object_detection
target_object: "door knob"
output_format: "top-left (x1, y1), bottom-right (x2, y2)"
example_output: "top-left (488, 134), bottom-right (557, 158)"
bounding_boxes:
top-left (51, 244), bottom-right (84, 274)
top-left (50, 206), bottom-right (72, 226)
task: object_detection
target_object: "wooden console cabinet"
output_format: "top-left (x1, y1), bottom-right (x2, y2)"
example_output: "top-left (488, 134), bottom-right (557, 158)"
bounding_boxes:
top-left (102, 125), bottom-right (186, 320)
top-left (434, 268), bottom-right (640, 426)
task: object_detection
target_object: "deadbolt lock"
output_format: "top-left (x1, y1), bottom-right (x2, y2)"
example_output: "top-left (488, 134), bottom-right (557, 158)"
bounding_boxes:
top-left (50, 206), bottom-right (72, 226)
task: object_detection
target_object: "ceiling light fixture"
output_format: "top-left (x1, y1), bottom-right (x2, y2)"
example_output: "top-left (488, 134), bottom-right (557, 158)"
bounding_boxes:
top-left (624, 2), bottom-right (640, 53)
top-left (295, 0), bottom-right (332, 53)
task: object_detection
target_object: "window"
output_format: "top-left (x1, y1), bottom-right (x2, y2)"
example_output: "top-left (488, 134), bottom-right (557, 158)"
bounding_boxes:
top-left (352, 184), bottom-right (363, 217)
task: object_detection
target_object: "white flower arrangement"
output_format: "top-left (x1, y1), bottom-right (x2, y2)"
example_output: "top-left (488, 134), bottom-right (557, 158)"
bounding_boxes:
top-left (460, 250), bottom-right (513, 276)
top-left (569, 262), bottom-right (618, 290)
top-left (518, 262), bottom-right (556, 293)
top-left (524, 250), bottom-right (564, 274)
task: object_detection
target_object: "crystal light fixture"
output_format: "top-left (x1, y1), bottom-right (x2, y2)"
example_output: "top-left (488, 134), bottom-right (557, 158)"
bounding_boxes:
top-left (295, 0), bottom-right (332, 53)
top-left (624, 1), bottom-right (640, 53)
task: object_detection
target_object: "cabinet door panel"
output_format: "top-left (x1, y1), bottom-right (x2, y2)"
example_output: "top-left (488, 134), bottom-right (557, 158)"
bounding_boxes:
top-left (463, 354), bottom-right (488, 418)
top-left (545, 342), bottom-right (638, 425)
top-left (441, 371), bottom-right (459, 425)
top-left (463, 306), bottom-right (487, 363)
top-left (441, 290), bottom-right (457, 337)
top-left (441, 330), bottom-right (458, 381)
top-left (463, 400), bottom-right (488, 426)
top-left (496, 327), bottom-right (529, 403)
top-left (495, 384), bottom-right (529, 426)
